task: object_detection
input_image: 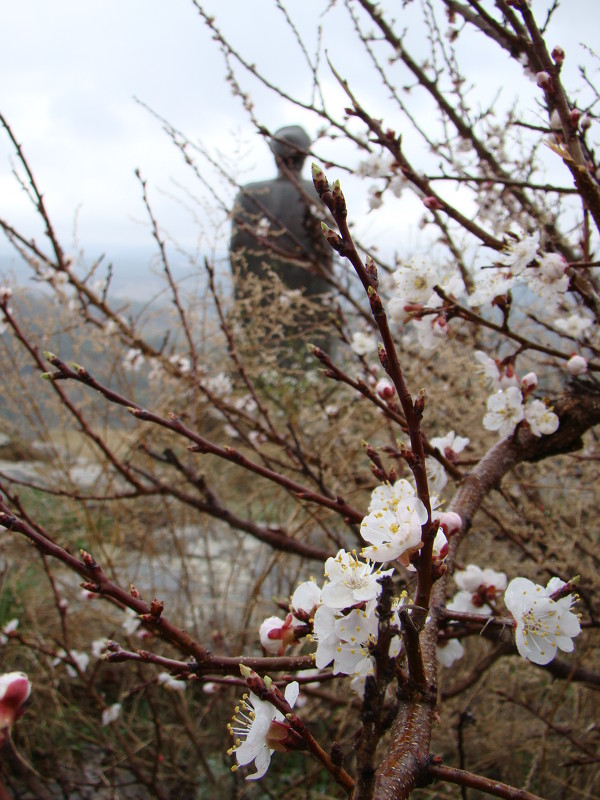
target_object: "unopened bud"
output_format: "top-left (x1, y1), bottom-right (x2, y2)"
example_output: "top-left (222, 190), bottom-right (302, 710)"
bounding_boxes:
top-left (80, 549), bottom-right (96, 568)
top-left (311, 163), bottom-right (330, 197)
top-left (414, 388), bottom-right (426, 416)
top-left (570, 107), bottom-right (582, 127)
top-left (551, 46), bottom-right (565, 65)
top-left (580, 113), bottom-right (592, 130)
top-left (423, 195), bottom-right (443, 210)
top-left (536, 71), bottom-right (553, 90)
top-left (521, 372), bottom-right (538, 393)
top-left (566, 354), bottom-right (588, 375)
top-left (376, 378), bottom-right (395, 399)
top-left (331, 179), bottom-right (347, 217)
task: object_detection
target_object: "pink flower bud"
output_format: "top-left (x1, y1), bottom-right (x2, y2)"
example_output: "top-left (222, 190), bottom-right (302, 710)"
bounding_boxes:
top-left (566, 354), bottom-right (588, 375)
top-left (439, 511), bottom-right (462, 537)
top-left (570, 108), bottom-right (582, 127)
top-left (581, 113), bottom-right (592, 130)
top-left (423, 196), bottom-right (443, 210)
top-left (536, 71), bottom-right (552, 90)
top-left (376, 378), bottom-right (395, 399)
top-left (521, 372), bottom-right (538, 393)
top-left (0, 672), bottom-right (31, 738)
top-left (551, 46), bottom-right (565, 64)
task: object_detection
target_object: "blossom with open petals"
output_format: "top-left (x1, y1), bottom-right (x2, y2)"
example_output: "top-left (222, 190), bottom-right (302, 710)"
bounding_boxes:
top-left (361, 488), bottom-right (428, 563)
top-left (321, 550), bottom-right (392, 608)
top-left (228, 681), bottom-right (299, 780)
top-left (497, 231), bottom-right (540, 275)
top-left (504, 577), bottom-right (580, 665)
top-left (524, 399), bottom-right (559, 437)
top-left (482, 387), bottom-right (525, 437)
top-left (437, 639), bottom-right (464, 668)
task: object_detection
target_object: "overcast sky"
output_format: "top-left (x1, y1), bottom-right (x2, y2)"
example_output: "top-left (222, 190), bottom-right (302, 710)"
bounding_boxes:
top-left (1, 0), bottom-right (596, 295)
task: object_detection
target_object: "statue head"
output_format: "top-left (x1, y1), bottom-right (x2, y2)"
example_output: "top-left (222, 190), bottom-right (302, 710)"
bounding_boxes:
top-left (269, 125), bottom-right (311, 172)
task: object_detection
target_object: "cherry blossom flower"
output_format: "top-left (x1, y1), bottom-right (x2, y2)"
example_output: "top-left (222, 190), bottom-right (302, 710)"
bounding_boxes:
top-left (205, 372), bottom-right (232, 396)
top-left (53, 649), bottom-right (90, 678)
top-left (474, 351), bottom-right (519, 391)
top-left (430, 431), bottom-right (470, 460)
top-left (437, 639), bottom-right (465, 668)
top-left (468, 270), bottom-right (516, 307)
top-left (0, 672), bottom-right (31, 741)
top-left (91, 638), bottom-right (111, 659)
top-left (351, 331), bottom-right (377, 356)
top-left (524, 399), bottom-right (559, 437)
top-left (259, 616), bottom-right (294, 655)
top-left (555, 312), bottom-right (594, 338)
top-left (228, 681), bottom-right (299, 780)
top-left (425, 456), bottom-right (448, 495)
top-left (482, 387), bottom-right (525, 437)
top-left (504, 577), bottom-right (581, 665)
top-left (450, 565), bottom-right (507, 615)
top-left (102, 703), bottom-right (122, 727)
top-left (455, 565), bottom-right (508, 594)
top-left (393, 256), bottom-right (437, 306)
top-left (361, 493), bottom-right (428, 563)
top-left (321, 550), bottom-right (392, 608)
top-left (498, 231), bottom-right (540, 275)
top-left (291, 581), bottom-right (321, 619)
top-left (157, 672), bottom-right (186, 692)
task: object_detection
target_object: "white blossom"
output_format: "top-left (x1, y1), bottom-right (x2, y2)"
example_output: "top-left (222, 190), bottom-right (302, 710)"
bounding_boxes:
top-left (437, 638), bottom-right (465, 668)
top-left (91, 638), bottom-right (111, 659)
top-left (504, 577), bottom-right (580, 665)
top-left (555, 312), bottom-right (594, 339)
top-left (430, 431), bottom-right (470, 458)
top-left (498, 231), bottom-right (540, 275)
top-left (468, 270), bottom-right (516, 307)
top-left (228, 681), bottom-right (299, 780)
top-left (393, 256), bottom-right (438, 306)
top-left (474, 351), bottom-right (519, 391)
top-left (524, 399), bottom-right (559, 437)
top-left (482, 387), bottom-right (525, 437)
top-left (321, 550), bottom-right (392, 608)
top-left (102, 703), bottom-right (122, 726)
top-left (205, 372), bottom-right (232, 396)
top-left (157, 672), bottom-right (186, 692)
top-left (350, 331), bottom-right (377, 356)
top-left (361, 488), bottom-right (428, 563)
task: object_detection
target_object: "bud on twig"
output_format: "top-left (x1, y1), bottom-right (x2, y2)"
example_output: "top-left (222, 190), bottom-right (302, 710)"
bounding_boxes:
top-left (378, 343), bottom-right (389, 370)
top-left (414, 388), bottom-right (426, 417)
top-left (331, 179), bottom-right (347, 217)
top-left (311, 163), bottom-right (330, 198)
top-left (320, 222), bottom-right (344, 252)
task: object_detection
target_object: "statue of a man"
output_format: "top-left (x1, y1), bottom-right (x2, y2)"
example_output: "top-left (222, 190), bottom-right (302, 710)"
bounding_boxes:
top-left (230, 126), bottom-right (333, 304)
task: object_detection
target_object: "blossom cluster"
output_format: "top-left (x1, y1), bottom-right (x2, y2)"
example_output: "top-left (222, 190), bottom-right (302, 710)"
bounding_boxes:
top-left (475, 354), bottom-right (559, 438)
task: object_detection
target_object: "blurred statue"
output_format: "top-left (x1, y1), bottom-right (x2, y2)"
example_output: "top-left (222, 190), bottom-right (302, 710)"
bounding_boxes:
top-left (230, 125), bottom-right (333, 308)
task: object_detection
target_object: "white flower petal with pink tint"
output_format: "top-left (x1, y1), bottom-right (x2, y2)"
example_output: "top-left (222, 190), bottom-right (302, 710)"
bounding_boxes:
top-left (504, 577), bottom-right (580, 665)
top-left (0, 672), bottom-right (31, 733)
top-left (524, 399), bottom-right (559, 437)
top-left (483, 386), bottom-right (524, 437)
